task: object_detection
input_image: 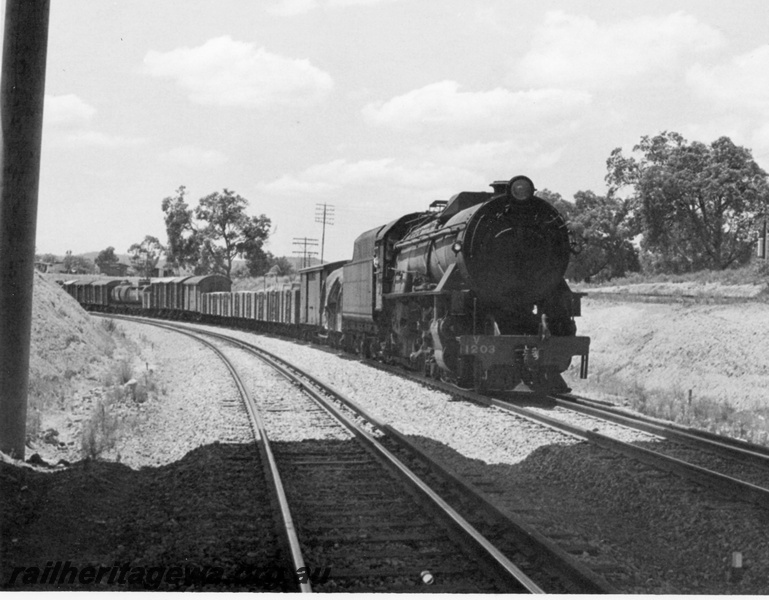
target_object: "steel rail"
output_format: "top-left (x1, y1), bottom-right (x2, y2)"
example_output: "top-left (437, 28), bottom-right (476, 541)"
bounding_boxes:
top-left (554, 393), bottom-right (769, 469)
top-left (108, 316), bottom-right (312, 593)
top-left (114, 315), bottom-right (614, 592)
top-left (183, 325), bottom-right (546, 594)
top-left (327, 345), bottom-right (769, 511)
top-left (484, 395), bottom-right (769, 512)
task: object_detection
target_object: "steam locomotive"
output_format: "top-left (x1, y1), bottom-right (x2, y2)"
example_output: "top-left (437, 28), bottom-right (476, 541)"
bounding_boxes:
top-left (64, 175), bottom-right (589, 394)
top-left (340, 174), bottom-right (589, 393)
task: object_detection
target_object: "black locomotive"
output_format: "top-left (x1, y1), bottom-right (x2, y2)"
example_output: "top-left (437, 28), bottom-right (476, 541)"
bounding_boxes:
top-left (340, 175), bottom-right (589, 393)
top-left (64, 175), bottom-right (589, 395)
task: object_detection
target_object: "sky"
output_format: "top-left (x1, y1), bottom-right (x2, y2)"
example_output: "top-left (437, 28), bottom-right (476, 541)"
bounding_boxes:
top-left (9, 0), bottom-right (769, 264)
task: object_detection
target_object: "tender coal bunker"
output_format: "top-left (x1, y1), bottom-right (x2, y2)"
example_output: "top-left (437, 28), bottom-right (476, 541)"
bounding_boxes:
top-left (464, 198), bottom-right (569, 304)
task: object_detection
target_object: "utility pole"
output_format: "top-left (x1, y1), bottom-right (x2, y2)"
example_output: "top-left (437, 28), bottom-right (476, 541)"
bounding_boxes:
top-left (314, 203), bottom-right (334, 263)
top-left (292, 237), bottom-right (318, 269)
top-left (0, 0), bottom-right (50, 459)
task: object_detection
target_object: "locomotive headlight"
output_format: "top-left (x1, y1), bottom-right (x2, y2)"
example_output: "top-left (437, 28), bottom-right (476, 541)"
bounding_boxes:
top-left (509, 175), bottom-right (535, 202)
top-left (452, 241), bottom-right (462, 254)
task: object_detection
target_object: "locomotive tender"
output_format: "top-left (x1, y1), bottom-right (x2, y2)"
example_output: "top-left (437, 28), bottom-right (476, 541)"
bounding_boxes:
top-left (64, 175), bottom-right (589, 394)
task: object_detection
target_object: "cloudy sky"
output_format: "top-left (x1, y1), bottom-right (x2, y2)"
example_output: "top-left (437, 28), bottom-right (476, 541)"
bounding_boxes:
top-left (19, 0), bottom-right (769, 263)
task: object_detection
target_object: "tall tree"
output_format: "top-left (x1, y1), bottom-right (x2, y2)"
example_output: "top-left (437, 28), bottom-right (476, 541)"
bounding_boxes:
top-left (94, 246), bottom-right (120, 273)
top-left (566, 191), bottom-right (639, 282)
top-left (37, 252), bottom-right (57, 264)
top-left (540, 189), bottom-right (639, 282)
top-left (162, 187), bottom-right (272, 278)
top-left (606, 132), bottom-right (769, 272)
top-left (538, 189), bottom-right (575, 221)
top-left (241, 215), bottom-right (273, 276)
top-left (161, 186), bottom-right (201, 273)
top-left (62, 250), bottom-right (96, 274)
top-left (195, 189), bottom-right (271, 278)
top-left (128, 236), bottom-right (165, 278)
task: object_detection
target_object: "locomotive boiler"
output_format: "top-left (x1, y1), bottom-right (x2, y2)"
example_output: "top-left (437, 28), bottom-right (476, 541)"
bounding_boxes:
top-left (341, 175), bottom-right (589, 393)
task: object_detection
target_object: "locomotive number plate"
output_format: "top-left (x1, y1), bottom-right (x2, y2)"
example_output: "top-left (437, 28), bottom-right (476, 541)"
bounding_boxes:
top-left (462, 342), bottom-right (496, 355)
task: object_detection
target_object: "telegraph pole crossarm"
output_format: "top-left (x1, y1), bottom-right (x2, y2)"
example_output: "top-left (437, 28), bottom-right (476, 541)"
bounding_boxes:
top-left (314, 203), bottom-right (335, 263)
top-left (292, 237), bottom-right (318, 269)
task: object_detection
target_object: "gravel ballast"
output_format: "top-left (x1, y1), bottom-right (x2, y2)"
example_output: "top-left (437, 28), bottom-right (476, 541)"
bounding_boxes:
top-left (191, 324), bottom-right (769, 594)
top-left (2, 320), bottom-right (283, 592)
top-left (6, 304), bottom-right (769, 593)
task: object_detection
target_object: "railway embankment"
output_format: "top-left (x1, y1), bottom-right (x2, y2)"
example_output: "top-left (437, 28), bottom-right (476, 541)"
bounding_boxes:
top-left (2, 277), bottom-right (278, 590)
top-left (569, 282), bottom-right (769, 444)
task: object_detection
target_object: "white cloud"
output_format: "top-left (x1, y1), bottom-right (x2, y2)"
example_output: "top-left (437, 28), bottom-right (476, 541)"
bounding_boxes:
top-left (517, 10), bottom-right (725, 90)
top-left (429, 140), bottom-right (565, 173)
top-left (44, 94), bottom-right (96, 126)
top-left (57, 130), bottom-right (146, 148)
top-left (259, 158), bottom-right (406, 196)
top-left (362, 81), bottom-right (591, 131)
top-left (144, 36), bottom-right (333, 108)
top-left (43, 95), bottom-right (146, 149)
top-left (687, 45), bottom-right (769, 113)
top-left (159, 145), bottom-right (228, 168)
top-left (257, 140), bottom-right (562, 200)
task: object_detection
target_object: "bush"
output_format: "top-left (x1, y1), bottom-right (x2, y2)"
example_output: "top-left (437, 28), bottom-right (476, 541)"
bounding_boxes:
top-left (81, 398), bottom-right (120, 460)
top-left (589, 377), bottom-right (769, 447)
top-left (101, 318), bottom-right (118, 333)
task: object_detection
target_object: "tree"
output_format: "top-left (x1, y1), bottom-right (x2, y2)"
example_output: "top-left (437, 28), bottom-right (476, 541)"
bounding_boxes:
top-left (240, 210), bottom-right (273, 277)
top-left (37, 252), bottom-right (57, 263)
top-left (94, 246), bottom-right (120, 273)
top-left (540, 189), bottom-right (639, 282)
top-left (195, 189), bottom-right (271, 278)
top-left (62, 250), bottom-right (96, 274)
top-left (565, 191), bottom-right (639, 282)
top-left (606, 132), bottom-right (769, 272)
top-left (272, 256), bottom-right (295, 276)
top-left (538, 189), bottom-right (575, 221)
top-left (161, 186), bottom-right (272, 278)
top-left (128, 236), bottom-right (165, 278)
top-left (161, 186), bottom-right (201, 273)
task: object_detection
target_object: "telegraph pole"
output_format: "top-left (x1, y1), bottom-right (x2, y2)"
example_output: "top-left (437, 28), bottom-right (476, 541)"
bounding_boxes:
top-left (0, 0), bottom-right (51, 458)
top-left (292, 237), bottom-right (318, 269)
top-left (314, 203), bottom-right (334, 263)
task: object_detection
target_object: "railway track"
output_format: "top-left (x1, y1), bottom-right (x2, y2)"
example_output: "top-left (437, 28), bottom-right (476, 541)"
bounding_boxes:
top-left (484, 395), bottom-right (769, 512)
top-left (108, 315), bottom-right (615, 593)
top-left (309, 338), bottom-right (769, 515)
top-left (108, 319), bottom-right (603, 593)
top-left (555, 392), bottom-right (769, 469)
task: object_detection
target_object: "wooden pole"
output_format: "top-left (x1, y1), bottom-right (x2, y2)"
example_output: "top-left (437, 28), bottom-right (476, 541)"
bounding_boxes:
top-left (0, 0), bottom-right (50, 458)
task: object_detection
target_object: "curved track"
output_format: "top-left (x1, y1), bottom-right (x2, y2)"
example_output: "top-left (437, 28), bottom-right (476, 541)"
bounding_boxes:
top-left (330, 341), bottom-right (769, 512)
top-left (108, 315), bottom-right (610, 593)
top-left (487, 394), bottom-right (769, 511)
top-left (122, 318), bottom-right (312, 591)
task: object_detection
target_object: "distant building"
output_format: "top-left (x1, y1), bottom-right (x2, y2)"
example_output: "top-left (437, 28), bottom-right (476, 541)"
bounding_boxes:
top-left (35, 261), bottom-right (69, 274)
top-left (99, 262), bottom-right (130, 277)
top-left (152, 266), bottom-right (175, 277)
